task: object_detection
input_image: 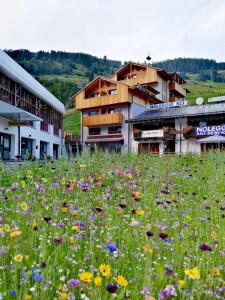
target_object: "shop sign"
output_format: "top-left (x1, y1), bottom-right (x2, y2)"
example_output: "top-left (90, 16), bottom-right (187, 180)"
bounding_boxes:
top-left (196, 125), bottom-right (225, 136)
top-left (148, 100), bottom-right (187, 111)
top-left (142, 130), bottom-right (164, 138)
top-left (208, 96), bottom-right (225, 103)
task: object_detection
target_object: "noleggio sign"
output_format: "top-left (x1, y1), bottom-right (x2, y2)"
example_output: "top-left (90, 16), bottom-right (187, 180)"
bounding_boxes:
top-left (196, 125), bottom-right (225, 136)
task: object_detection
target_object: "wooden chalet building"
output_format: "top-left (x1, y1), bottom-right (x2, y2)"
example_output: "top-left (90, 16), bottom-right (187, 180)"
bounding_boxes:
top-left (72, 62), bottom-right (188, 153)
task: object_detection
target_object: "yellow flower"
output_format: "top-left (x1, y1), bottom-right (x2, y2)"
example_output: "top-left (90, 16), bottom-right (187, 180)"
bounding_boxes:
top-left (210, 231), bottom-right (217, 240)
top-left (69, 236), bottom-right (75, 244)
top-left (62, 207), bottom-right (68, 213)
top-left (4, 224), bottom-right (10, 232)
top-left (14, 254), bottom-right (23, 262)
top-left (178, 280), bottom-right (185, 288)
top-left (20, 180), bottom-right (26, 188)
top-left (185, 267), bottom-right (200, 279)
top-left (21, 202), bottom-right (28, 211)
top-left (80, 164), bottom-right (86, 168)
top-left (71, 225), bottom-right (79, 232)
top-left (136, 210), bottom-right (145, 216)
top-left (114, 275), bottom-right (128, 287)
top-left (72, 210), bottom-right (78, 216)
top-left (94, 276), bottom-right (102, 287)
top-left (32, 221), bottom-right (38, 229)
top-left (143, 244), bottom-right (153, 253)
top-left (80, 272), bottom-right (93, 283)
top-left (60, 293), bottom-right (68, 300)
top-left (127, 173), bottom-right (132, 179)
top-left (212, 268), bottom-right (220, 276)
top-left (24, 295), bottom-right (32, 300)
top-left (10, 230), bottom-right (22, 238)
top-left (99, 264), bottom-right (111, 278)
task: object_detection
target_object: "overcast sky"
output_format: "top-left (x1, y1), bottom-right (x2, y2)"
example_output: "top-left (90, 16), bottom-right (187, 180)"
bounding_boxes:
top-left (1, 0), bottom-right (225, 62)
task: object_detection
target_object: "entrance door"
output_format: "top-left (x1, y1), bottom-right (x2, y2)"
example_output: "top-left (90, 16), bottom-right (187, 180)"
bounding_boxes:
top-left (0, 133), bottom-right (11, 160)
top-left (21, 138), bottom-right (33, 160)
top-left (53, 144), bottom-right (59, 159)
top-left (40, 141), bottom-right (48, 160)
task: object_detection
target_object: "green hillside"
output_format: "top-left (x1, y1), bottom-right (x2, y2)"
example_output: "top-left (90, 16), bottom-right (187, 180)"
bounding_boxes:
top-left (63, 108), bottom-right (80, 136)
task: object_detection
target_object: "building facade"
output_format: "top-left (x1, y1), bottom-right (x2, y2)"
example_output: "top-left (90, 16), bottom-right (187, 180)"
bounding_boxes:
top-left (72, 62), bottom-right (188, 153)
top-left (129, 102), bottom-right (225, 154)
top-left (0, 50), bottom-right (65, 160)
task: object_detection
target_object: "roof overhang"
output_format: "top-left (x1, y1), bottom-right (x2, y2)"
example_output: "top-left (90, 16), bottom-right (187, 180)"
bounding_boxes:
top-left (0, 100), bottom-right (42, 122)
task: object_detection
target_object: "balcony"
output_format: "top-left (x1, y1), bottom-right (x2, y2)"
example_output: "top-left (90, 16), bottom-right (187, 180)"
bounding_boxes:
top-left (83, 112), bottom-right (123, 127)
top-left (169, 82), bottom-right (186, 97)
top-left (76, 86), bottom-right (129, 110)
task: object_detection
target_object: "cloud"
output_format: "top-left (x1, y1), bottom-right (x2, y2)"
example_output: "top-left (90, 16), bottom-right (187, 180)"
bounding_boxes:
top-left (0, 0), bottom-right (224, 62)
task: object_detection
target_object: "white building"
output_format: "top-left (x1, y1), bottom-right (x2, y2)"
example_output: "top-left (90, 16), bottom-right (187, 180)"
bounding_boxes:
top-left (0, 50), bottom-right (65, 160)
top-left (129, 102), bottom-right (225, 154)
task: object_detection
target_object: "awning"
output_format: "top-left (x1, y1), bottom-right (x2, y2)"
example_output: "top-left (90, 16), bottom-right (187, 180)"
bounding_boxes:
top-left (0, 100), bottom-right (42, 122)
top-left (85, 138), bottom-right (124, 143)
top-left (197, 135), bottom-right (225, 143)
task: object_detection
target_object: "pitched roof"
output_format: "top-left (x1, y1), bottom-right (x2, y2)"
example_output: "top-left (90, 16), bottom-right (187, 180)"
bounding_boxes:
top-left (71, 75), bottom-right (135, 100)
top-left (0, 50), bottom-right (65, 114)
top-left (111, 61), bottom-right (171, 80)
top-left (127, 103), bottom-right (225, 123)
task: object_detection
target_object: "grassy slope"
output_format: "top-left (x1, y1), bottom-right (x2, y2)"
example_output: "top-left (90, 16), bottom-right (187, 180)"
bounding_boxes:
top-left (63, 108), bottom-right (80, 136)
top-left (185, 81), bottom-right (225, 104)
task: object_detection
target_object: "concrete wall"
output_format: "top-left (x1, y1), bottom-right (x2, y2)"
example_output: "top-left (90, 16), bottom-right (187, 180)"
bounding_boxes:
top-left (0, 116), bottom-right (62, 159)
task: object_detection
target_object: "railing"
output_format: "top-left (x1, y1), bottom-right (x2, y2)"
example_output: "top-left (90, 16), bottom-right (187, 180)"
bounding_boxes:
top-left (169, 82), bottom-right (186, 96)
top-left (83, 112), bottom-right (123, 127)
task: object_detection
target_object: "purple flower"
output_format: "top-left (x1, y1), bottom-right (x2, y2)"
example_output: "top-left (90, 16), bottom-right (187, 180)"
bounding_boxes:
top-left (159, 232), bottom-right (168, 240)
top-left (11, 183), bottom-right (19, 190)
top-left (165, 268), bottom-right (173, 276)
top-left (68, 278), bottom-right (80, 287)
top-left (159, 285), bottom-right (176, 299)
top-left (57, 222), bottom-right (64, 228)
top-left (106, 284), bottom-right (118, 293)
top-left (107, 243), bottom-right (118, 253)
top-left (13, 195), bottom-right (21, 200)
top-left (141, 288), bottom-right (149, 296)
top-left (199, 243), bottom-right (212, 251)
top-left (10, 290), bottom-right (16, 296)
top-left (79, 182), bottom-right (89, 190)
top-left (34, 274), bottom-right (44, 282)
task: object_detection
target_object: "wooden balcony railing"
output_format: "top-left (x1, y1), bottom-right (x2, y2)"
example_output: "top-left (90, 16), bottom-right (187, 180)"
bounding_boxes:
top-left (169, 82), bottom-right (186, 97)
top-left (83, 112), bottom-right (123, 127)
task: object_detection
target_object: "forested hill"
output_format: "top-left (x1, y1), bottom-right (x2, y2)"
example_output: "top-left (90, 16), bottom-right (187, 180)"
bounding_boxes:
top-left (5, 50), bottom-right (225, 109)
top-left (154, 58), bottom-right (225, 82)
top-left (5, 49), bottom-right (122, 107)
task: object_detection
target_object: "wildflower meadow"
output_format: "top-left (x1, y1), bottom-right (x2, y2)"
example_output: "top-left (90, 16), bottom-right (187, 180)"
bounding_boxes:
top-left (0, 152), bottom-right (225, 300)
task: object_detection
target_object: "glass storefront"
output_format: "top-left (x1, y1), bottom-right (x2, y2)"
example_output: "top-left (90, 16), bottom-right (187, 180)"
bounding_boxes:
top-left (40, 141), bottom-right (48, 160)
top-left (21, 138), bottom-right (33, 160)
top-left (0, 133), bottom-right (11, 160)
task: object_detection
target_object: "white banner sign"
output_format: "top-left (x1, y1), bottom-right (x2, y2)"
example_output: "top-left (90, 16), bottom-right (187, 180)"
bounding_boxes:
top-left (142, 130), bottom-right (164, 138)
top-left (148, 100), bottom-right (187, 111)
top-left (208, 96), bottom-right (225, 103)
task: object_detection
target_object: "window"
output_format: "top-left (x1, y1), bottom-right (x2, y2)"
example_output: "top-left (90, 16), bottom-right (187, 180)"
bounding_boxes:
top-left (108, 126), bottom-right (122, 134)
top-left (132, 74), bottom-right (137, 78)
top-left (109, 89), bottom-right (117, 95)
top-left (88, 110), bottom-right (99, 116)
top-left (89, 127), bottom-right (101, 135)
